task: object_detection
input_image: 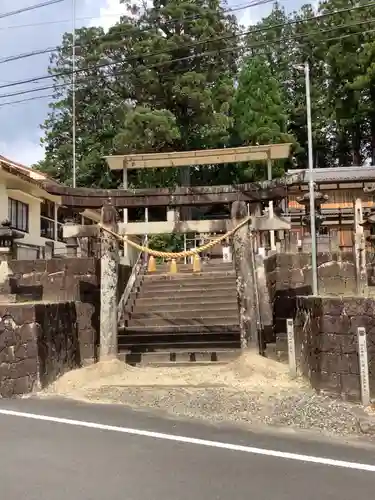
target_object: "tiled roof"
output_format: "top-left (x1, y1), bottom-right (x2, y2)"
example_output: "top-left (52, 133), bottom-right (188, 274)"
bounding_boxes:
top-left (0, 154), bottom-right (59, 185)
top-left (286, 166), bottom-right (375, 183)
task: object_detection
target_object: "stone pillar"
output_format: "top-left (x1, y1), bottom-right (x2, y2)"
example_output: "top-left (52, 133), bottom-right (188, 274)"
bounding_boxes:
top-left (64, 218), bottom-right (79, 258)
top-left (0, 220), bottom-right (24, 302)
top-left (231, 201), bottom-right (257, 349)
top-left (354, 198), bottom-right (367, 295)
top-left (254, 252), bottom-right (273, 354)
top-left (267, 153), bottom-right (276, 251)
top-left (99, 201), bottom-right (119, 360)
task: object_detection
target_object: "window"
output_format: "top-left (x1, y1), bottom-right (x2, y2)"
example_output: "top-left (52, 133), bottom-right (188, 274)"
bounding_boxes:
top-left (40, 199), bottom-right (55, 219)
top-left (8, 198), bottom-right (29, 232)
top-left (40, 217), bottom-right (55, 240)
top-left (40, 198), bottom-right (56, 240)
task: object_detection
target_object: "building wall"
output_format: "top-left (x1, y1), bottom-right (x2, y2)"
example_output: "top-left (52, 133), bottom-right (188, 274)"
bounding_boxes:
top-left (0, 169), bottom-right (63, 253)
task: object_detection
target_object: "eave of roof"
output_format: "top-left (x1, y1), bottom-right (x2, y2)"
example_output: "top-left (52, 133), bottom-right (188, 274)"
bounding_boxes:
top-left (287, 166), bottom-right (375, 183)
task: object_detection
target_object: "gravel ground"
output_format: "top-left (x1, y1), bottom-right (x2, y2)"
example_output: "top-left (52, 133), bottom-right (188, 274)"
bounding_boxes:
top-left (81, 385), bottom-right (359, 436)
top-left (40, 354), bottom-right (367, 437)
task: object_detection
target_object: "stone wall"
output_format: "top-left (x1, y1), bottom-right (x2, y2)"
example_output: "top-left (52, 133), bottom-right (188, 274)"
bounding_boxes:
top-left (294, 296), bottom-right (375, 401)
top-left (7, 258), bottom-right (131, 363)
top-left (0, 302), bottom-right (80, 397)
top-left (266, 252), bottom-right (357, 297)
top-left (0, 257), bottom-right (132, 398)
top-left (265, 252), bottom-right (357, 353)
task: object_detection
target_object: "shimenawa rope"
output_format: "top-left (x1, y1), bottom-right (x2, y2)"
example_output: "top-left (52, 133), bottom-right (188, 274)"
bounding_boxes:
top-left (98, 215), bottom-right (251, 259)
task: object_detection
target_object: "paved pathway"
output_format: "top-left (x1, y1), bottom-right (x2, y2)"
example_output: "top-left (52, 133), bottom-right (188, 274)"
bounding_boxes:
top-left (0, 397), bottom-right (375, 500)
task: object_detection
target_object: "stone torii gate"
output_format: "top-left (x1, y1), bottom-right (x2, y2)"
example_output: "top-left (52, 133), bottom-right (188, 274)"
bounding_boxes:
top-left (42, 144), bottom-right (294, 359)
top-left (105, 142), bottom-right (292, 252)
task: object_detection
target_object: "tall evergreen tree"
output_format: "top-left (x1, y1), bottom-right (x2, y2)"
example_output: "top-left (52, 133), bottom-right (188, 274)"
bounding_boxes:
top-left (231, 54), bottom-right (295, 179)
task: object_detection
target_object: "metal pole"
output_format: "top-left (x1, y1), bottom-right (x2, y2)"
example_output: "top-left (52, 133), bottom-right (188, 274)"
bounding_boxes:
top-left (183, 234), bottom-right (187, 264)
top-left (72, 0), bottom-right (76, 188)
top-left (123, 164), bottom-right (128, 261)
top-left (267, 152), bottom-right (275, 252)
top-left (305, 61), bottom-right (318, 295)
top-left (144, 207), bottom-right (149, 245)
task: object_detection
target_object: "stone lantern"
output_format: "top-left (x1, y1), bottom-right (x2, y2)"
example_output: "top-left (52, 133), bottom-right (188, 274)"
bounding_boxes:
top-left (297, 187), bottom-right (329, 252)
top-left (0, 219), bottom-right (24, 261)
top-left (63, 217), bottom-right (79, 258)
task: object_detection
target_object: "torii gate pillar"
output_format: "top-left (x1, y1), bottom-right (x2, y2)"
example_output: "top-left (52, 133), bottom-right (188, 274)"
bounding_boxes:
top-left (99, 201), bottom-right (119, 360)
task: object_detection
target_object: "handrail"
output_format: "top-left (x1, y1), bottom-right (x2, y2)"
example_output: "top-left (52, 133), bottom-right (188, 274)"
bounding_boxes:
top-left (117, 236), bottom-right (147, 323)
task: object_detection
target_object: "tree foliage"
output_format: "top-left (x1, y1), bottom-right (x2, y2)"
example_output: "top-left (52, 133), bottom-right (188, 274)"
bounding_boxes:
top-left (36, 0), bottom-right (375, 189)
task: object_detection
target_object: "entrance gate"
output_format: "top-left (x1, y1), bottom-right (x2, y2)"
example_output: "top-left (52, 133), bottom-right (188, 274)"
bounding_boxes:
top-left (42, 143), bottom-right (295, 361)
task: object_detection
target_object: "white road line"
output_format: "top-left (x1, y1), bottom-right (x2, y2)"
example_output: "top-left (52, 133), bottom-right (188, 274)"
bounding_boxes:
top-left (0, 408), bottom-right (374, 472)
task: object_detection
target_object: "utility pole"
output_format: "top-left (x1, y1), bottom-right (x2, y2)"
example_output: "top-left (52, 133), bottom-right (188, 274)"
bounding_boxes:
top-left (304, 61), bottom-right (318, 296)
top-left (293, 62), bottom-right (318, 295)
top-left (72, 0), bottom-right (76, 188)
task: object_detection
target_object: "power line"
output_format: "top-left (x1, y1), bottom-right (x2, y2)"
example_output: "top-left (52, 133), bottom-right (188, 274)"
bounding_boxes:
top-left (0, 0), bottom-right (64, 19)
top-left (0, 0), bottom-right (271, 31)
top-left (1, 3), bottom-right (375, 92)
top-left (0, 0), bottom-right (272, 66)
top-left (0, 47), bottom-right (55, 64)
top-left (0, 94), bottom-right (53, 107)
top-left (1, 24), bottom-right (374, 102)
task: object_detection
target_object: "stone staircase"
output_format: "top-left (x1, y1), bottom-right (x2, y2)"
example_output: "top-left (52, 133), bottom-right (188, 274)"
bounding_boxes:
top-left (118, 260), bottom-right (241, 364)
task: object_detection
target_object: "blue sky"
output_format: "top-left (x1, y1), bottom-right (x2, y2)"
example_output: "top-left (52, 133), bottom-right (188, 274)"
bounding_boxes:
top-left (0, 0), bottom-right (310, 166)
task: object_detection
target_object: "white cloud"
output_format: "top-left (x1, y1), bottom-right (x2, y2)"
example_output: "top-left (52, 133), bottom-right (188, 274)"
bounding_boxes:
top-left (0, 139), bottom-right (45, 166)
top-left (238, 8), bottom-right (256, 28)
top-left (89, 0), bottom-right (127, 31)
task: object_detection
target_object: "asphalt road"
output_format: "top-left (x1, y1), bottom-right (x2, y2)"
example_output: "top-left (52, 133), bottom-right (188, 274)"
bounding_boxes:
top-left (1, 397), bottom-right (375, 500)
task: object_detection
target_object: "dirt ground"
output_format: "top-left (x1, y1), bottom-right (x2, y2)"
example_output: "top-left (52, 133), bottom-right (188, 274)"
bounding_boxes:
top-left (39, 353), bottom-right (368, 437)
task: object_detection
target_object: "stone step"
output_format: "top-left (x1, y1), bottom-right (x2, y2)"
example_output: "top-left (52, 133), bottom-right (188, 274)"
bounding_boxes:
top-left (130, 307), bottom-right (238, 321)
top-left (118, 349), bottom-right (241, 366)
top-left (145, 270), bottom-right (235, 280)
top-left (118, 324), bottom-right (240, 335)
top-left (132, 301), bottom-right (238, 315)
top-left (143, 274), bottom-right (235, 284)
top-left (138, 287), bottom-right (236, 298)
top-left (127, 315), bottom-right (240, 327)
top-left (140, 281), bottom-right (236, 294)
top-left (151, 263), bottom-right (234, 274)
top-left (134, 290), bottom-right (237, 304)
top-left (133, 295), bottom-right (238, 309)
top-left (118, 332), bottom-right (240, 350)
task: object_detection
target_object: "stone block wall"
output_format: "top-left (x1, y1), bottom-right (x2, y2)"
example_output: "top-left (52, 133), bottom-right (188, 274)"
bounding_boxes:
top-left (0, 302), bottom-right (81, 398)
top-left (294, 296), bottom-right (375, 401)
top-left (7, 258), bottom-right (131, 363)
top-left (0, 257), bottom-right (132, 398)
top-left (265, 252), bottom-right (356, 352)
top-left (266, 252), bottom-right (357, 297)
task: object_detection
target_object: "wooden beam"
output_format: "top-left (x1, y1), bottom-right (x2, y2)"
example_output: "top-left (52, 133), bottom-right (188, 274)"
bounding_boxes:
top-left (62, 215), bottom-right (291, 239)
top-left (105, 143), bottom-right (292, 170)
top-left (42, 181), bottom-right (290, 209)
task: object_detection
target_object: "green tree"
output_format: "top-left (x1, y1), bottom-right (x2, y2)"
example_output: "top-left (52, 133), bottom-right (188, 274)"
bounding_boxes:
top-left (102, 0), bottom-right (240, 187)
top-left (231, 55), bottom-right (295, 180)
top-left (317, 0), bottom-right (374, 166)
top-left (37, 0), bottom-right (241, 189)
top-left (36, 26), bottom-right (125, 187)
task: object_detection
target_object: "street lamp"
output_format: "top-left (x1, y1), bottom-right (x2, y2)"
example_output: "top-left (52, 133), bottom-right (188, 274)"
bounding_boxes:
top-left (294, 62), bottom-right (318, 296)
